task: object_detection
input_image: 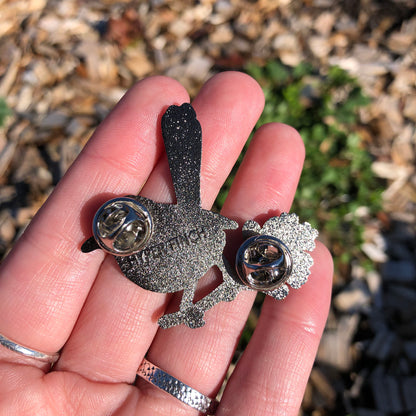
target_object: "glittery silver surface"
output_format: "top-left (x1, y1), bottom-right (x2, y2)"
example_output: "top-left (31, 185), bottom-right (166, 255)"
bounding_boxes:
top-left (82, 103), bottom-right (319, 329)
top-left (116, 104), bottom-right (240, 328)
top-left (137, 358), bottom-right (218, 414)
top-left (117, 198), bottom-right (239, 328)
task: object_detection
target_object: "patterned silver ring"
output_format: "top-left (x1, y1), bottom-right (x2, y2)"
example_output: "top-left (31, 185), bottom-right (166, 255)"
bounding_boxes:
top-left (137, 358), bottom-right (219, 414)
top-left (0, 333), bottom-right (60, 364)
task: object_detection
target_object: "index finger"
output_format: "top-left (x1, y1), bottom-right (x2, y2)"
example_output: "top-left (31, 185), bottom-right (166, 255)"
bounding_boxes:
top-left (0, 76), bottom-right (189, 354)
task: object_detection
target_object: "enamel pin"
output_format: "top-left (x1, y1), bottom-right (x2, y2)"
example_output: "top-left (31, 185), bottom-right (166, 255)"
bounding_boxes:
top-left (82, 104), bottom-right (318, 329)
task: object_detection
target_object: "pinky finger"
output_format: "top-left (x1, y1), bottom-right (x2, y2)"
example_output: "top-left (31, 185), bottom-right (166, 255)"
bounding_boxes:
top-left (218, 243), bottom-right (333, 416)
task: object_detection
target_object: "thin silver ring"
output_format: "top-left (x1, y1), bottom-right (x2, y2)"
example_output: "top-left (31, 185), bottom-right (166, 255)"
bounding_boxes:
top-left (0, 333), bottom-right (60, 364)
top-left (137, 358), bottom-right (219, 414)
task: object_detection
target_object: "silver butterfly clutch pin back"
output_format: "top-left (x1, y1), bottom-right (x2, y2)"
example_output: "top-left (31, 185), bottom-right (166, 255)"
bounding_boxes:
top-left (82, 104), bottom-right (318, 329)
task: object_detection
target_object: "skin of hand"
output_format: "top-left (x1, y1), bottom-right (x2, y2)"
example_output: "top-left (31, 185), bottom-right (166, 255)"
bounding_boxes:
top-left (0, 72), bottom-right (332, 416)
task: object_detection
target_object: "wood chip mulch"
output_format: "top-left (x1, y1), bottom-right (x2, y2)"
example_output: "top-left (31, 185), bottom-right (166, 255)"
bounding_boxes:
top-left (0, 1), bottom-right (415, 415)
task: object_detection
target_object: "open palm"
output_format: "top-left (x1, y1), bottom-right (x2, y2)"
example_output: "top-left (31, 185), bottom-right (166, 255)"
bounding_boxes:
top-left (0, 72), bottom-right (332, 415)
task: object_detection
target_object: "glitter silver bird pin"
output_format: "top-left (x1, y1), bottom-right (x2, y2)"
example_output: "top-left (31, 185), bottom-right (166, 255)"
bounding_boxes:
top-left (82, 103), bottom-right (318, 329)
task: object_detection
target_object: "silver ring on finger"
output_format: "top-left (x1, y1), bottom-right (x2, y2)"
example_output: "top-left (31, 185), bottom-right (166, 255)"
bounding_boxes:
top-left (137, 358), bottom-right (219, 415)
top-left (0, 333), bottom-right (60, 364)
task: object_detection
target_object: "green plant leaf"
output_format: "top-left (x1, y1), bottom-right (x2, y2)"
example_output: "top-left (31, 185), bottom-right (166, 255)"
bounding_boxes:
top-left (0, 98), bottom-right (10, 127)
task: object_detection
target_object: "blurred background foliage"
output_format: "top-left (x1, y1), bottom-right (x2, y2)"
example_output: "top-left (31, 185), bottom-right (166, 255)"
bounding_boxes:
top-left (0, 98), bottom-right (10, 128)
top-left (216, 60), bottom-right (383, 283)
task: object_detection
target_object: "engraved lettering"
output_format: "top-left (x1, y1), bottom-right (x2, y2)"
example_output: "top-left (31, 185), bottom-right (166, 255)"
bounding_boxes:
top-left (188, 230), bottom-right (200, 242)
top-left (178, 233), bottom-right (190, 248)
top-left (197, 227), bottom-right (207, 240)
top-left (140, 249), bottom-right (148, 263)
top-left (167, 236), bottom-right (179, 251)
top-left (150, 244), bottom-right (161, 259)
top-left (136, 228), bottom-right (209, 265)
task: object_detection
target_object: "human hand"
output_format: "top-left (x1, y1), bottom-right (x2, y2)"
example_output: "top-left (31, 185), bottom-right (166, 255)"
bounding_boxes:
top-left (0, 72), bottom-right (332, 415)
